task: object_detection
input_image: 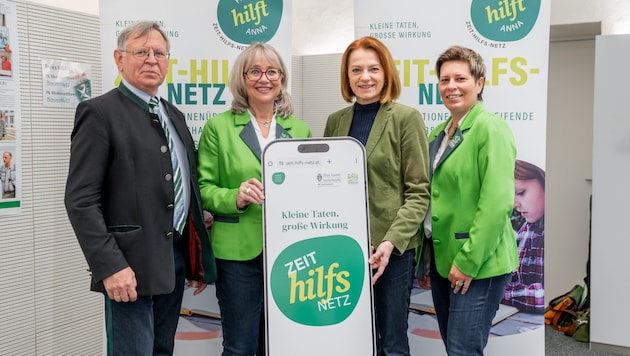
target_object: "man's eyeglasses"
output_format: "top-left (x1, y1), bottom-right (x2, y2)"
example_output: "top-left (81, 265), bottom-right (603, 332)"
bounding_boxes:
top-left (121, 49), bottom-right (170, 61)
top-left (243, 68), bottom-right (282, 81)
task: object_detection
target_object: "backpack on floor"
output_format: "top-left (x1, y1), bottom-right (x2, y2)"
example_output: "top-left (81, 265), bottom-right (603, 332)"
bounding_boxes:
top-left (544, 284), bottom-right (584, 333)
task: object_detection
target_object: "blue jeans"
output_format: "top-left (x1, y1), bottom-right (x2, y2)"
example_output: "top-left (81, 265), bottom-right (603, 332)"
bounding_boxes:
top-left (215, 255), bottom-right (265, 356)
top-left (104, 243), bottom-right (185, 356)
top-left (373, 248), bottom-right (415, 356)
top-left (430, 252), bottom-right (511, 356)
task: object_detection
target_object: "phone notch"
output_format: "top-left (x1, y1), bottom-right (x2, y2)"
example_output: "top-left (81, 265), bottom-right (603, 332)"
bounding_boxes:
top-left (297, 143), bottom-right (330, 153)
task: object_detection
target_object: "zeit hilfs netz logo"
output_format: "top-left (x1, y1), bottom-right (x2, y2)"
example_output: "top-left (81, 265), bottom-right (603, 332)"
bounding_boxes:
top-left (217, 0), bottom-right (283, 44)
top-left (470, 0), bottom-right (541, 42)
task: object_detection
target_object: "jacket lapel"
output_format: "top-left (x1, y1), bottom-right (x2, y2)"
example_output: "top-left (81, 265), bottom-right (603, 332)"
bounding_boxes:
top-left (428, 132), bottom-right (444, 178)
top-left (431, 123), bottom-right (465, 175)
top-left (240, 121), bottom-right (261, 161)
top-left (238, 113), bottom-right (294, 161)
top-left (336, 108), bottom-right (354, 137)
top-left (436, 103), bottom-right (484, 167)
top-left (117, 82), bottom-right (149, 111)
top-left (275, 122), bottom-right (292, 139)
top-left (364, 103), bottom-right (390, 159)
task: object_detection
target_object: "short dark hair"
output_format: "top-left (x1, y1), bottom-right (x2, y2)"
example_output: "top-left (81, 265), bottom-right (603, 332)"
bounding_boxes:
top-left (435, 45), bottom-right (486, 101)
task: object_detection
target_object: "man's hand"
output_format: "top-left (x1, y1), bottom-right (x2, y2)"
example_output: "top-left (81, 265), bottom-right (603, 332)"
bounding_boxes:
top-left (187, 279), bottom-right (208, 295)
top-left (103, 267), bottom-right (138, 302)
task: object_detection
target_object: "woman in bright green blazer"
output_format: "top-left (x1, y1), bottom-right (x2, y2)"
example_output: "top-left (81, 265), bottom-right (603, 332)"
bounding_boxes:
top-left (423, 46), bottom-right (518, 356)
top-left (197, 43), bottom-right (311, 355)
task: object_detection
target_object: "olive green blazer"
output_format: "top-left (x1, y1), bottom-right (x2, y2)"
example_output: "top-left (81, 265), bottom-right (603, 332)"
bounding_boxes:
top-left (324, 102), bottom-right (430, 254)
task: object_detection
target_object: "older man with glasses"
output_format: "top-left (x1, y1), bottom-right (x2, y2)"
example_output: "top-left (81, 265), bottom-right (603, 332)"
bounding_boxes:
top-left (64, 20), bottom-right (216, 356)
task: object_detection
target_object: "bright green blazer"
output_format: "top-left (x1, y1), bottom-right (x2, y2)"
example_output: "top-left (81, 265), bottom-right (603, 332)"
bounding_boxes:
top-left (428, 103), bottom-right (518, 279)
top-left (324, 102), bottom-right (430, 254)
top-left (197, 110), bottom-right (312, 260)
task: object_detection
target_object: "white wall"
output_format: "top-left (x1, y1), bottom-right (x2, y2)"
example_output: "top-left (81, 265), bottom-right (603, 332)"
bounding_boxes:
top-left (26, 0), bottom-right (630, 54)
top-left (545, 34), bottom-right (595, 303)
top-left (590, 34), bottom-right (630, 353)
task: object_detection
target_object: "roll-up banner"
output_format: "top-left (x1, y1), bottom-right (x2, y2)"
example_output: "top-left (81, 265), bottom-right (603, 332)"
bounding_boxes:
top-left (354, 1), bottom-right (550, 354)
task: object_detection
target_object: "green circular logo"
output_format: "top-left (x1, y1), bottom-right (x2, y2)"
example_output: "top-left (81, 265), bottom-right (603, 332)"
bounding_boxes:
top-left (270, 235), bottom-right (365, 326)
top-left (217, 0), bottom-right (283, 44)
top-left (271, 172), bottom-right (285, 185)
top-left (470, 0), bottom-right (541, 42)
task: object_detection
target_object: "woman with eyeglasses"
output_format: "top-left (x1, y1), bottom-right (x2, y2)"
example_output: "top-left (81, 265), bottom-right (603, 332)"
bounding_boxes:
top-left (197, 42), bottom-right (311, 355)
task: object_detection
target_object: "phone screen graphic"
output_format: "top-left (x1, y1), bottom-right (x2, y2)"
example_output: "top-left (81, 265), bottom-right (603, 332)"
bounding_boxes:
top-left (262, 137), bottom-right (376, 356)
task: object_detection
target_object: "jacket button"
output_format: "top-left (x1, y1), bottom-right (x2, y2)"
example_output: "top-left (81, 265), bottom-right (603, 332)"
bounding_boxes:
top-left (167, 203), bottom-right (174, 210)
top-left (434, 190), bottom-right (440, 198)
top-left (432, 215), bottom-right (438, 222)
top-left (161, 145), bottom-right (168, 153)
top-left (166, 231), bottom-right (174, 239)
top-left (165, 173), bottom-right (172, 181)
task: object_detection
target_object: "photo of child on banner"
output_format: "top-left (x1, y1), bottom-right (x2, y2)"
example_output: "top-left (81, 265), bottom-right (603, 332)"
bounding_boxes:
top-left (502, 159), bottom-right (545, 314)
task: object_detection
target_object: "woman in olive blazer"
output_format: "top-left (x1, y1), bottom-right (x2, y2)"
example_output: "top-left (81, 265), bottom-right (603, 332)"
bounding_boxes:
top-left (324, 36), bottom-right (430, 356)
top-left (197, 43), bottom-right (311, 355)
top-left (325, 102), bottom-right (430, 256)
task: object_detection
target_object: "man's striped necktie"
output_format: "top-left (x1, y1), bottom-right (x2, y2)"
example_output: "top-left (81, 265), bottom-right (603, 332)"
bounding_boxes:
top-left (149, 96), bottom-right (186, 234)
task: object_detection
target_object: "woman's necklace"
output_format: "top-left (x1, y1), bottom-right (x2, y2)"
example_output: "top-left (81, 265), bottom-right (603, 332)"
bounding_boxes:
top-left (249, 109), bottom-right (273, 128)
top-left (255, 117), bottom-right (270, 127)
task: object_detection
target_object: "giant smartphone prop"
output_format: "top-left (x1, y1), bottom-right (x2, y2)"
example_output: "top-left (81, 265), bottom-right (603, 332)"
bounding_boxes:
top-left (262, 137), bottom-right (375, 356)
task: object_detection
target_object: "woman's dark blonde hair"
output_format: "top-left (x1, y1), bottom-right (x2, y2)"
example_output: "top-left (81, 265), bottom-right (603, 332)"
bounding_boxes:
top-left (435, 45), bottom-right (486, 101)
top-left (340, 36), bottom-right (401, 104)
top-left (229, 42), bottom-right (293, 118)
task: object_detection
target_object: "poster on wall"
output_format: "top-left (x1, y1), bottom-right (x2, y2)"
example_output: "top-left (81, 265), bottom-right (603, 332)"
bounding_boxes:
top-left (100, 0), bottom-right (292, 146)
top-left (99, 1), bottom-right (293, 354)
top-left (0, 0), bottom-right (21, 215)
top-left (354, 1), bottom-right (550, 355)
top-left (41, 59), bottom-right (93, 107)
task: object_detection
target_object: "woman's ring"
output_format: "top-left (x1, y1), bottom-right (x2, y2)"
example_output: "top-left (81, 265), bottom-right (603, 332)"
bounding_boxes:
top-left (246, 187), bottom-right (251, 195)
top-left (456, 281), bottom-right (464, 287)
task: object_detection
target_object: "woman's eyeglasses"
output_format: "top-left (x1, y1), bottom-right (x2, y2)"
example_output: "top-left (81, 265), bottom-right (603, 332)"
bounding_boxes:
top-left (243, 68), bottom-right (282, 81)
